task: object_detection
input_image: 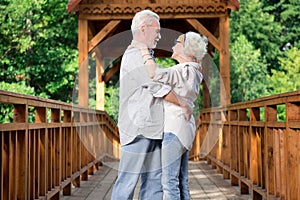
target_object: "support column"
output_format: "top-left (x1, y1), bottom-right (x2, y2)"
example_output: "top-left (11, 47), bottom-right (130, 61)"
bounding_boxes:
top-left (219, 13), bottom-right (231, 105)
top-left (95, 52), bottom-right (105, 111)
top-left (78, 19), bottom-right (89, 107)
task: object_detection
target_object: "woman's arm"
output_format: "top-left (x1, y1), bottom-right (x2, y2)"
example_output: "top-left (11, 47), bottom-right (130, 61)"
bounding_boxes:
top-left (164, 91), bottom-right (180, 106)
top-left (164, 91), bottom-right (192, 120)
top-left (140, 48), bottom-right (157, 78)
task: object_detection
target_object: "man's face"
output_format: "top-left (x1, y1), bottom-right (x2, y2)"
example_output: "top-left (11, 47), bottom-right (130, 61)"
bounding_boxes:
top-left (144, 19), bottom-right (161, 49)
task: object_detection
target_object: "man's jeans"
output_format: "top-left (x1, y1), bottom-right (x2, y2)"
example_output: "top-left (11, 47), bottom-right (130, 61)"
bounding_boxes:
top-left (162, 132), bottom-right (190, 200)
top-left (111, 136), bottom-right (163, 200)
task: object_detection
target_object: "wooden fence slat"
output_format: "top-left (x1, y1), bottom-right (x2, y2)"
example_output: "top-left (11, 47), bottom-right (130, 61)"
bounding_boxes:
top-left (274, 129), bottom-right (280, 196)
top-left (279, 129), bottom-right (286, 199)
top-left (286, 128), bottom-right (299, 200)
top-left (40, 128), bottom-right (46, 196)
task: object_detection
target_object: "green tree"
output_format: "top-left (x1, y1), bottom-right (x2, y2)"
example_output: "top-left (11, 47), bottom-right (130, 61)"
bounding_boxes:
top-left (263, 0), bottom-right (300, 49)
top-left (0, 0), bottom-right (78, 102)
top-left (230, 0), bottom-right (283, 71)
top-left (155, 57), bottom-right (176, 68)
top-left (280, 0), bottom-right (300, 49)
top-left (268, 47), bottom-right (300, 94)
top-left (105, 86), bottom-right (119, 122)
top-left (230, 35), bottom-right (269, 103)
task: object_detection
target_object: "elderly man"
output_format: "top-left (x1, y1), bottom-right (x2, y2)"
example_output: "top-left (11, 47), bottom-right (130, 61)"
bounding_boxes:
top-left (111, 10), bottom-right (167, 200)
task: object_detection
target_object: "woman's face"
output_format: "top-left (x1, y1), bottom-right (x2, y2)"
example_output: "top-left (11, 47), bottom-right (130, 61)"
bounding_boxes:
top-left (171, 37), bottom-right (184, 61)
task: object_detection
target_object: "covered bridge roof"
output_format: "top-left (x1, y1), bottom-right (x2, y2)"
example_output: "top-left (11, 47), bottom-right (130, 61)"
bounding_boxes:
top-left (68, 0), bottom-right (240, 14)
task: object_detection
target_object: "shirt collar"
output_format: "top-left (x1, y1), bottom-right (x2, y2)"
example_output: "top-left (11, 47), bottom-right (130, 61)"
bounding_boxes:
top-left (130, 40), bottom-right (154, 58)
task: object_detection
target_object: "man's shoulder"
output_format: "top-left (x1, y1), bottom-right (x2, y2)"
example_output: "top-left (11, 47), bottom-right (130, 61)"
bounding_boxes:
top-left (123, 46), bottom-right (141, 60)
top-left (121, 46), bottom-right (142, 67)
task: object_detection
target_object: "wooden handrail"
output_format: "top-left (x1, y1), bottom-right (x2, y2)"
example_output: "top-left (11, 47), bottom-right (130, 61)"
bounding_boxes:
top-left (0, 90), bottom-right (120, 200)
top-left (191, 90), bottom-right (300, 200)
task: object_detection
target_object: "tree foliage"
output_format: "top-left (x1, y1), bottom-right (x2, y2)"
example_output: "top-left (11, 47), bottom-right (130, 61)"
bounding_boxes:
top-left (228, 0), bottom-right (299, 104)
top-left (105, 86), bottom-right (119, 122)
top-left (0, 0), bottom-right (78, 102)
top-left (268, 47), bottom-right (300, 94)
top-left (230, 0), bottom-right (283, 71)
top-left (0, 0), bottom-right (300, 123)
top-left (230, 35), bottom-right (269, 103)
top-left (263, 0), bottom-right (300, 49)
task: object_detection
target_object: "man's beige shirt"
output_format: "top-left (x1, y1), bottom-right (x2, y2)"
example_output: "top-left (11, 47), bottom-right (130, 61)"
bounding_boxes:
top-left (118, 40), bottom-right (171, 146)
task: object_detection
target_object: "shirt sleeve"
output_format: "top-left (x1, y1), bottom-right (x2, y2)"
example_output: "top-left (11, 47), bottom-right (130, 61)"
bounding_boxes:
top-left (153, 63), bottom-right (203, 103)
top-left (142, 82), bottom-right (172, 98)
top-left (152, 67), bottom-right (178, 87)
top-left (153, 65), bottom-right (189, 88)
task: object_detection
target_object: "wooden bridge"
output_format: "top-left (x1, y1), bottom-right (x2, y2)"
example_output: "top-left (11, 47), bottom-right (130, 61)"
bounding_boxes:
top-left (60, 161), bottom-right (252, 199)
top-left (2, 0), bottom-right (300, 199)
top-left (1, 90), bottom-right (300, 199)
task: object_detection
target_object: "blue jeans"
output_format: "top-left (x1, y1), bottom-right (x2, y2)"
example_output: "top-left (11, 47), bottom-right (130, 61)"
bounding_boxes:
top-left (111, 136), bottom-right (163, 200)
top-left (162, 132), bottom-right (190, 200)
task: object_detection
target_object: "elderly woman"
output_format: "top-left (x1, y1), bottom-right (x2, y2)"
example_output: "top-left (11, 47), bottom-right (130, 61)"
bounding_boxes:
top-left (141, 31), bottom-right (208, 200)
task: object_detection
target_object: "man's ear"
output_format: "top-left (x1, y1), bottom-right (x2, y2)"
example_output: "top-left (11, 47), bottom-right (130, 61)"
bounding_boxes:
top-left (140, 24), bottom-right (146, 33)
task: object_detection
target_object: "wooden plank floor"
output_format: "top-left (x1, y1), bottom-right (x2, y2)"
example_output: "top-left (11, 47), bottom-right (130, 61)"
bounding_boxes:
top-left (61, 161), bottom-right (252, 200)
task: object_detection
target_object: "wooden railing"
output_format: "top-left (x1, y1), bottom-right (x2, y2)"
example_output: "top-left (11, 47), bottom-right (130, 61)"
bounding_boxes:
top-left (191, 90), bottom-right (300, 200)
top-left (2, 89), bottom-right (300, 200)
top-left (0, 90), bottom-right (120, 200)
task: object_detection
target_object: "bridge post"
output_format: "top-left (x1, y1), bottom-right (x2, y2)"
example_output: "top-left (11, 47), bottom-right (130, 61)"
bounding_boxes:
top-left (219, 12), bottom-right (231, 105)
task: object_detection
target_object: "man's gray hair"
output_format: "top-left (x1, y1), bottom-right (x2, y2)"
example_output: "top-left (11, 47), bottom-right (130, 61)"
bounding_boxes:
top-left (183, 32), bottom-right (208, 63)
top-left (131, 10), bottom-right (160, 35)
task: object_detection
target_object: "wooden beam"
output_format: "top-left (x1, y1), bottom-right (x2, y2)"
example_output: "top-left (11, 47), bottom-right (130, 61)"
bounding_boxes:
top-left (185, 19), bottom-right (220, 51)
top-left (92, 47), bottom-right (104, 82)
top-left (96, 81), bottom-right (105, 111)
top-left (78, 3), bottom-right (230, 20)
top-left (103, 63), bottom-right (120, 83)
top-left (219, 14), bottom-right (231, 105)
top-left (94, 48), bottom-right (105, 111)
top-left (79, 13), bottom-right (227, 20)
top-left (78, 19), bottom-right (89, 107)
top-left (88, 20), bottom-right (121, 52)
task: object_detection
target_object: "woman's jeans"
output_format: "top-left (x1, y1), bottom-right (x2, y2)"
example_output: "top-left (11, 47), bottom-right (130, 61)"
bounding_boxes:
top-left (162, 132), bottom-right (190, 200)
top-left (111, 136), bottom-right (163, 200)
